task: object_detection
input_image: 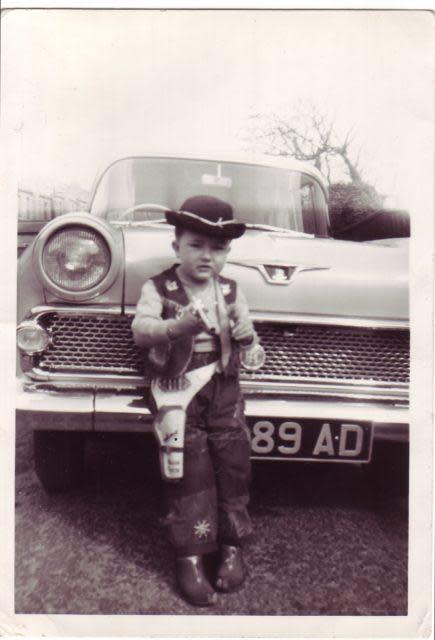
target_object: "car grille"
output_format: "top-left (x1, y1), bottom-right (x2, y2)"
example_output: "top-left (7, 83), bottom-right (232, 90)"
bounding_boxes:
top-left (34, 312), bottom-right (409, 386)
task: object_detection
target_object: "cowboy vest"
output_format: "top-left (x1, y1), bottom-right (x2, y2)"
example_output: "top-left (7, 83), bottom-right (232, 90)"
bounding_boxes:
top-left (143, 264), bottom-right (239, 379)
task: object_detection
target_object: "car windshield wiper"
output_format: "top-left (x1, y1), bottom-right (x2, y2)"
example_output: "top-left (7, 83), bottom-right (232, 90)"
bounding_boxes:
top-left (245, 223), bottom-right (312, 237)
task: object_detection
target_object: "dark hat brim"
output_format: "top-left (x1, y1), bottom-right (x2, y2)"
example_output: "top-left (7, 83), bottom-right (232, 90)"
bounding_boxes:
top-left (165, 209), bottom-right (246, 239)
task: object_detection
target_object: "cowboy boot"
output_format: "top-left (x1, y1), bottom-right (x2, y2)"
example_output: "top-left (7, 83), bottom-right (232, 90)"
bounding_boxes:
top-left (215, 544), bottom-right (246, 592)
top-left (176, 555), bottom-right (217, 607)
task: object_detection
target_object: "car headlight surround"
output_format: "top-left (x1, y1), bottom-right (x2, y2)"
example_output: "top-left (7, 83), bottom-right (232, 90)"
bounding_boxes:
top-left (32, 215), bottom-right (122, 301)
top-left (42, 225), bottom-right (111, 291)
top-left (17, 320), bottom-right (50, 355)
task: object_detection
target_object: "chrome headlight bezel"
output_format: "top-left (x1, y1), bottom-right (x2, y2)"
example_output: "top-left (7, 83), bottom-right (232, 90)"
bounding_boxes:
top-left (32, 214), bottom-right (122, 302)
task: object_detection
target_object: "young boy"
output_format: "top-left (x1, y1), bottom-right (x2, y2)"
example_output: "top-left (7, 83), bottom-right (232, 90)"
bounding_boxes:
top-left (132, 195), bottom-right (260, 607)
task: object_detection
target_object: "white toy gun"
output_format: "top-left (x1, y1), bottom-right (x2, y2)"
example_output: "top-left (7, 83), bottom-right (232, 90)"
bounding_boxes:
top-left (189, 297), bottom-right (216, 334)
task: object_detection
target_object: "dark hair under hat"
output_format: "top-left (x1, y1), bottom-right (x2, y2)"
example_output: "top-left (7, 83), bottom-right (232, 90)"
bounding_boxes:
top-left (165, 195), bottom-right (246, 239)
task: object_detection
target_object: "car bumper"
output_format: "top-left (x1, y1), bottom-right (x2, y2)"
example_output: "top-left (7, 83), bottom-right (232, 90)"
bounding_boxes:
top-left (16, 382), bottom-right (409, 444)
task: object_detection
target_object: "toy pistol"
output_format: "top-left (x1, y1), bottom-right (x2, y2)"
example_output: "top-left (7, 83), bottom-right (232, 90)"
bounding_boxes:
top-left (190, 297), bottom-right (216, 335)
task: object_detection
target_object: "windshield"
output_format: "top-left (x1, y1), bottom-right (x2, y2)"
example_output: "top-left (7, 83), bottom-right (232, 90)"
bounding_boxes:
top-left (90, 157), bottom-right (328, 234)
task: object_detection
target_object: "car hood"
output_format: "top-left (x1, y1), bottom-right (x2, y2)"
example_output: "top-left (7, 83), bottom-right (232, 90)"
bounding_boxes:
top-left (123, 226), bottom-right (408, 322)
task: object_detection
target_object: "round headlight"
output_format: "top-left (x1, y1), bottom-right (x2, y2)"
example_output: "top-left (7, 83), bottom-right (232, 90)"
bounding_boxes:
top-left (33, 215), bottom-right (122, 301)
top-left (17, 321), bottom-right (50, 355)
top-left (42, 225), bottom-right (111, 292)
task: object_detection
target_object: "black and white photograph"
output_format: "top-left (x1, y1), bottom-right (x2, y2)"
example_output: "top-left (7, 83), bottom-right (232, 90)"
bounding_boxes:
top-left (1, 6), bottom-right (433, 637)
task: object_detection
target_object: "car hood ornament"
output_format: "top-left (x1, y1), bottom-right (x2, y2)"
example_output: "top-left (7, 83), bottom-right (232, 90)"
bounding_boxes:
top-left (261, 265), bottom-right (297, 284)
top-left (226, 259), bottom-right (330, 285)
top-left (256, 263), bottom-right (330, 285)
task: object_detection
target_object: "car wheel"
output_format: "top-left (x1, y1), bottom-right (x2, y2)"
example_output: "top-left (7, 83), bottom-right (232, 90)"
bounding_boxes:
top-left (34, 431), bottom-right (86, 493)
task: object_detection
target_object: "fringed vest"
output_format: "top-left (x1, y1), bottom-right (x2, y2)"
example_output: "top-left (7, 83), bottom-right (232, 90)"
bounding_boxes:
top-left (144, 264), bottom-right (239, 379)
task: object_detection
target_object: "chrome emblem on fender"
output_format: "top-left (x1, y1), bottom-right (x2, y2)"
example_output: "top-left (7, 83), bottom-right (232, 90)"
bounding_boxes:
top-left (227, 259), bottom-right (330, 285)
top-left (258, 264), bottom-right (329, 285)
top-left (264, 265), bottom-right (296, 283)
top-left (259, 265), bottom-right (297, 284)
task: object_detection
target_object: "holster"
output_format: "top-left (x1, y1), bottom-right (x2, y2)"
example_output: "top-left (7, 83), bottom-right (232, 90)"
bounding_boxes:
top-left (153, 405), bottom-right (187, 481)
top-left (150, 361), bottom-right (218, 481)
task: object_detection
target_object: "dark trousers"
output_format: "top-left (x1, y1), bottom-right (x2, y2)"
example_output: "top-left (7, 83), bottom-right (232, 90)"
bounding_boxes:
top-left (162, 367), bottom-right (252, 557)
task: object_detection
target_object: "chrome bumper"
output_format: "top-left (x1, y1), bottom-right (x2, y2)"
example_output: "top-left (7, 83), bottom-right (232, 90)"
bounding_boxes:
top-left (16, 381), bottom-right (409, 443)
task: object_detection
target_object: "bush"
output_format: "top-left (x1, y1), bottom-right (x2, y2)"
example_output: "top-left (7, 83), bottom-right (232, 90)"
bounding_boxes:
top-left (328, 182), bottom-right (409, 240)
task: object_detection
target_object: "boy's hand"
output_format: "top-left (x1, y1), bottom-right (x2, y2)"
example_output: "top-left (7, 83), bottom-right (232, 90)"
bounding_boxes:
top-left (168, 305), bottom-right (206, 339)
top-left (228, 304), bottom-right (254, 344)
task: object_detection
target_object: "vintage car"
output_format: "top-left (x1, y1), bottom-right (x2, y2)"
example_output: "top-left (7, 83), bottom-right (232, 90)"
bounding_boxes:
top-left (16, 154), bottom-right (409, 492)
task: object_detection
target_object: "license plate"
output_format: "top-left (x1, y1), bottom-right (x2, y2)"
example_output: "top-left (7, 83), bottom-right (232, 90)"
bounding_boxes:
top-left (247, 418), bottom-right (373, 463)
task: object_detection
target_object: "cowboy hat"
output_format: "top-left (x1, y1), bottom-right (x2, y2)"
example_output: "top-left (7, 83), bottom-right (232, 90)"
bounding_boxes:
top-left (165, 195), bottom-right (246, 239)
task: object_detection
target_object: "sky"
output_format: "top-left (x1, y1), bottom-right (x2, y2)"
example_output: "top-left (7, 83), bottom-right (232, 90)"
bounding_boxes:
top-left (2, 9), bottom-right (433, 213)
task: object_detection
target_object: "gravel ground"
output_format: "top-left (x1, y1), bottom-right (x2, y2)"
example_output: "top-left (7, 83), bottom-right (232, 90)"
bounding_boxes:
top-left (15, 429), bottom-right (408, 616)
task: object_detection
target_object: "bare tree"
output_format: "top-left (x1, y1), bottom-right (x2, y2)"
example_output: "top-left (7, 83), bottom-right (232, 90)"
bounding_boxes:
top-left (242, 101), bottom-right (406, 240)
top-left (245, 100), bottom-right (364, 186)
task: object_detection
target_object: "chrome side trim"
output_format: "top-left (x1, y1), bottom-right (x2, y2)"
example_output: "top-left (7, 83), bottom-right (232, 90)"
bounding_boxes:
top-left (26, 365), bottom-right (408, 390)
top-left (24, 368), bottom-right (408, 402)
top-left (241, 377), bottom-right (407, 391)
top-left (241, 379), bottom-right (408, 401)
top-left (27, 368), bottom-right (143, 386)
top-left (30, 305), bottom-right (124, 317)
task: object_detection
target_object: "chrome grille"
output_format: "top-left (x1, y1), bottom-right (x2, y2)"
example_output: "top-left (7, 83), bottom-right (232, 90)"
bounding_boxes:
top-left (37, 314), bottom-right (142, 374)
top-left (35, 313), bottom-right (409, 386)
top-left (243, 323), bottom-right (408, 384)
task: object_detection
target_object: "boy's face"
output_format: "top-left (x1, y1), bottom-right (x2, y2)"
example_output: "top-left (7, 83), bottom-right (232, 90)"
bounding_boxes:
top-left (173, 230), bottom-right (231, 283)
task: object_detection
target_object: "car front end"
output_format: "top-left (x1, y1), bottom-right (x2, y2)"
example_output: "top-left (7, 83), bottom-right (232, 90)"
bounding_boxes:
top-left (16, 155), bottom-right (409, 490)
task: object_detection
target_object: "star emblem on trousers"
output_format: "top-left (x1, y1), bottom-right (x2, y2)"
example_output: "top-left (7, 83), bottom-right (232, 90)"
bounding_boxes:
top-left (194, 519), bottom-right (211, 539)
